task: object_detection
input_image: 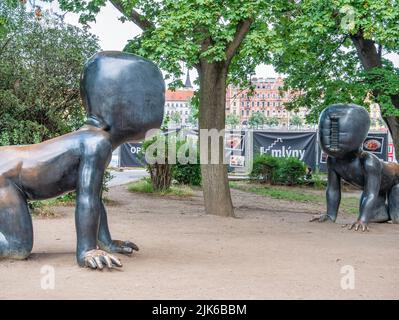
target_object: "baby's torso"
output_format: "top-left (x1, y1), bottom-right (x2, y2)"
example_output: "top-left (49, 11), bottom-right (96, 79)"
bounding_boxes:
top-left (0, 129), bottom-right (112, 200)
top-left (333, 157), bottom-right (366, 189)
top-left (333, 154), bottom-right (399, 193)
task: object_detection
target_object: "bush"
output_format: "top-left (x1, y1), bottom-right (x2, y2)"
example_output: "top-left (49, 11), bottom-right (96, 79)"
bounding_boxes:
top-left (275, 157), bottom-right (306, 186)
top-left (250, 154), bottom-right (306, 186)
top-left (171, 140), bottom-right (201, 186)
top-left (311, 172), bottom-right (328, 189)
top-left (250, 154), bottom-right (280, 184)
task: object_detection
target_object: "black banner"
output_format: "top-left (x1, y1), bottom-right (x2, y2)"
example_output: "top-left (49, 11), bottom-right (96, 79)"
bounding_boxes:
top-left (318, 132), bottom-right (388, 172)
top-left (120, 143), bottom-right (146, 167)
top-left (253, 131), bottom-right (317, 169)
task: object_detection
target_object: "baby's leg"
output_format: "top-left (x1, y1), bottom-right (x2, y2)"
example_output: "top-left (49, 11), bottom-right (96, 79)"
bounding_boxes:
top-left (361, 192), bottom-right (389, 223)
top-left (388, 184), bottom-right (399, 223)
top-left (0, 177), bottom-right (33, 259)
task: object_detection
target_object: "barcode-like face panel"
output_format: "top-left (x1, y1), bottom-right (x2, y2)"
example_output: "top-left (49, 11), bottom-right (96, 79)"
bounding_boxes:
top-left (330, 115), bottom-right (339, 152)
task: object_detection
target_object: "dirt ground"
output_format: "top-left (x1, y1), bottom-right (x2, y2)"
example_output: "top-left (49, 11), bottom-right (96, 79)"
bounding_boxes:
top-left (1, 184), bottom-right (399, 300)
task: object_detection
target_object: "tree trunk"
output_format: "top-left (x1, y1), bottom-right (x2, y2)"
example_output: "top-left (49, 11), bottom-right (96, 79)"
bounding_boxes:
top-left (351, 31), bottom-right (399, 159)
top-left (198, 61), bottom-right (234, 217)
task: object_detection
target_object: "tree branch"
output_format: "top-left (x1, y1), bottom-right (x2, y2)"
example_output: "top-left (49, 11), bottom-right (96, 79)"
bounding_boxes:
top-left (350, 29), bottom-right (381, 70)
top-left (225, 18), bottom-right (253, 63)
top-left (110, 0), bottom-right (155, 31)
top-left (0, 37), bottom-right (11, 57)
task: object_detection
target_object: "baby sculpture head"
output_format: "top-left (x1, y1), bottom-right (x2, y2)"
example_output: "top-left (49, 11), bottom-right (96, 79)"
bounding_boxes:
top-left (80, 51), bottom-right (165, 147)
top-left (318, 104), bottom-right (370, 158)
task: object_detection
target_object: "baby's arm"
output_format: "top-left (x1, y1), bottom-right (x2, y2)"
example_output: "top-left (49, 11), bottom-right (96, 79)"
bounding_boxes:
top-left (98, 201), bottom-right (139, 254)
top-left (310, 157), bottom-right (341, 222)
top-left (74, 137), bottom-right (121, 269)
top-left (326, 159), bottom-right (341, 222)
top-left (358, 155), bottom-right (382, 224)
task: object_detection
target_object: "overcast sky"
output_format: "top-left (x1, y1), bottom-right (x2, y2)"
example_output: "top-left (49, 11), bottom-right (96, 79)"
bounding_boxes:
top-left (39, 1), bottom-right (398, 83)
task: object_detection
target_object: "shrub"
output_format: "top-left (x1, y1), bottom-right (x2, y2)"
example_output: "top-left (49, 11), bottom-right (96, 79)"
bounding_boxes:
top-left (311, 171), bottom-right (328, 189)
top-left (171, 140), bottom-right (201, 186)
top-left (250, 154), bottom-right (280, 184)
top-left (275, 157), bottom-right (307, 186)
top-left (250, 154), bottom-right (306, 186)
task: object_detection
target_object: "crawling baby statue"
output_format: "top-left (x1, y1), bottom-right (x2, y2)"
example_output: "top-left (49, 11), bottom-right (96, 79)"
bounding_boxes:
top-left (0, 51), bottom-right (165, 269)
top-left (311, 104), bottom-right (399, 231)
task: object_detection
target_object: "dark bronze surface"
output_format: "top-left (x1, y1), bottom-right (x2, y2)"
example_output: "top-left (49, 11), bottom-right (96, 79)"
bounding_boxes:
top-left (0, 51), bottom-right (165, 268)
top-left (311, 103), bottom-right (399, 231)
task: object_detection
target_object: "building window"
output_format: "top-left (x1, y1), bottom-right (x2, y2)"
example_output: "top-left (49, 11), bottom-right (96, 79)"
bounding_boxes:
top-left (242, 110), bottom-right (244, 115)
top-left (241, 102), bottom-right (244, 107)
top-left (252, 102), bottom-right (255, 107)
top-left (262, 102), bottom-right (265, 107)
top-left (233, 102), bottom-right (236, 107)
top-left (246, 110), bottom-right (249, 116)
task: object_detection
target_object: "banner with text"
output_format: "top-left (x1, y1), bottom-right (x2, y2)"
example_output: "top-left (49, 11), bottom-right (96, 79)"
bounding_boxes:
top-left (120, 143), bottom-right (146, 167)
top-left (318, 132), bottom-right (389, 172)
top-left (253, 131), bottom-right (317, 169)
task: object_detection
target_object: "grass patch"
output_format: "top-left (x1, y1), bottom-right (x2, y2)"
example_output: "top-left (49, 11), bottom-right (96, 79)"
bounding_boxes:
top-left (29, 192), bottom-right (118, 219)
top-left (127, 178), bottom-right (194, 197)
top-left (230, 181), bottom-right (359, 215)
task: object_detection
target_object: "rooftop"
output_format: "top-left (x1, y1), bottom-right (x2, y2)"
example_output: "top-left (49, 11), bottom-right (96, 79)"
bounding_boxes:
top-left (166, 89), bottom-right (194, 102)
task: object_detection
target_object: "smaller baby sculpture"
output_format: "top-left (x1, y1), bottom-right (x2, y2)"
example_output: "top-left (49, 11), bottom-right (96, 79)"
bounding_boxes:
top-left (0, 51), bottom-right (165, 269)
top-left (310, 104), bottom-right (399, 231)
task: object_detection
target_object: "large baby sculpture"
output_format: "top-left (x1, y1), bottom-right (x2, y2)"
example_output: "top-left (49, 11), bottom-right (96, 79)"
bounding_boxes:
top-left (0, 51), bottom-right (165, 269)
top-left (310, 104), bottom-right (399, 231)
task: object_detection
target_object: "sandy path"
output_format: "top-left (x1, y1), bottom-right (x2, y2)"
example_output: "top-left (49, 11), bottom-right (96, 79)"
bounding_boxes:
top-left (1, 185), bottom-right (398, 299)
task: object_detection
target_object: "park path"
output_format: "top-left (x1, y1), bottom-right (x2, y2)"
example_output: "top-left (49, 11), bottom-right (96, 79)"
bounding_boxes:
top-left (0, 185), bottom-right (398, 299)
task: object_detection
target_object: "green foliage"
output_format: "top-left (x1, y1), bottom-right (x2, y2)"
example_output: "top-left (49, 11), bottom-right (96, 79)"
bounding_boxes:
top-left (127, 177), bottom-right (193, 197)
top-left (171, 140), bottom-right (201, 186)
top-left (290, 114), bottom-right (303, 127)
top-left (311, 172), bottom-right (328, 189)
top-left (270, 0), bottom-right (399, 123)
top-left (276, 157), bottom-right (307, 186)
top-left (226, 113), bottom-right (240, 127)
top-left (141, 133), bottom-right (173, 191)
top-left (248, 112), bottom-right (266, 128)
top-left (54, 0), bottom-right (271, 89)
top-left (250, 154), bottom-right (280, 184)
top-left (0, 2), bottom-right (99, 145)
top-left (250, 154), bottom-right (306, 186)
top-left (265, 116), bottom-right (279, 127)
top-left (230, 181), bottom-right (359, 215)
top-left (170, 111), bottom-right (182, 126)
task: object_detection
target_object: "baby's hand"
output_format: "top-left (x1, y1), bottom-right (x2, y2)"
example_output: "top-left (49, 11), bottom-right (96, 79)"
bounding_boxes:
top-left (83, 249), bottom-right (122, 270)
top-left (309, 213), bottom-right (334, 223)
top-left (99, 239), bottom-right (139, 255)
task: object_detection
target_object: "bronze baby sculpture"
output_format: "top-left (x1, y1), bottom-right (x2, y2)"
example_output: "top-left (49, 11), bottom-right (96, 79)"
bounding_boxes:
top-left (0, 51), bottom-right (165, 269)
top-left (311, 104), bottom-right (399, 231)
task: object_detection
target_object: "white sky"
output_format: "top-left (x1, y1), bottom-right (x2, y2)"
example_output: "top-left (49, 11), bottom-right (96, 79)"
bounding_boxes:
top-left (38, 0), bottom-right (398, 83)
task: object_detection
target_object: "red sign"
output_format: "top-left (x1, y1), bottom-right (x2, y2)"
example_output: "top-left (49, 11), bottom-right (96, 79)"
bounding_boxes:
top-left (388, 143), bottom-right (395, 162)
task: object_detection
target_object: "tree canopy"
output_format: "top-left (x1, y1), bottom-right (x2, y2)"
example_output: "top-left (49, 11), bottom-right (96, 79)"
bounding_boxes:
top-left (270, 0), bottom-right (399, 124)
top-left (0, 2), bottom-right (99, 145)
top-left (248, 111), bottom-right (266, 128)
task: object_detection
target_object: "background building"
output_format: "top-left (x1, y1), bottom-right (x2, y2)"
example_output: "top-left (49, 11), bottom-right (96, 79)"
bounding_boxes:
top-left (165, 71), bottom-right (195, 128)
top-left (226, 77), bottom-right (309, 129)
